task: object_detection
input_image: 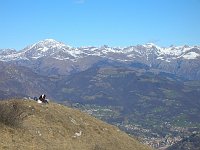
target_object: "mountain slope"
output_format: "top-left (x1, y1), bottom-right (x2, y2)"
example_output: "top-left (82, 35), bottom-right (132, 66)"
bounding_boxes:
top-left (55, 65), bottom-right (200, 148)
top-left (57, 66), bottom-right (200, 124)
top-left (0, 61), bottom-right (57, 99)
top-left (0, 61), bottom-right (200, 149)
top-left (0, 99), bottom-right (151, 150)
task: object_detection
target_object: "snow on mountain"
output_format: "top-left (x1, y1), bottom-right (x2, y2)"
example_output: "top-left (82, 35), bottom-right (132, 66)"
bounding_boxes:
top-left (0, 39), bottom-right (199, 62)
top-left (0, 39), bottom-right (200, 79)
top-left (158, 45), bottom-right (194, 56)
top-left (0, 49), bottom-right (27, 61)
top-left (182, 52), bottom-right (200, 59)
top-left (142, 43), bottom-right (161, 50)
top-left (141, 44), bottom-right (200, 59)
top-left (0, 39), bottom-right (81, 61)
top-left (24, 39), bottom-right (68, 51)
top-left (0, 49), bottom-right (17, 55)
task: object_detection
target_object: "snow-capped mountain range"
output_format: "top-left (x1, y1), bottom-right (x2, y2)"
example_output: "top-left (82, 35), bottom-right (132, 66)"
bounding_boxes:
top-left (0, 39), bottom-right (200, 79)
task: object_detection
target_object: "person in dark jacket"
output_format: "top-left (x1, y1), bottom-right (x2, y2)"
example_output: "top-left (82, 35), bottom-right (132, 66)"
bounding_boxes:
top-left (39, 94), bottom-right (48, 103)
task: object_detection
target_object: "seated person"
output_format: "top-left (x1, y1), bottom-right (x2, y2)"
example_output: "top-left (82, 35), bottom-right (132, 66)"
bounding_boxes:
top-left (38, 94), bottom-right (48, 103)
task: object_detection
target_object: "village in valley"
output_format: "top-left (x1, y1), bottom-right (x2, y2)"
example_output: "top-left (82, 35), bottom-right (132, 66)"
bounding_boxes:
top-left (71, 103), bottom-right (199, 149)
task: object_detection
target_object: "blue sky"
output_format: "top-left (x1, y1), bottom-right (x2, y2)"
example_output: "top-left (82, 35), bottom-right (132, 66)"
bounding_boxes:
top-left (0, 0), bottom-right (200, 50)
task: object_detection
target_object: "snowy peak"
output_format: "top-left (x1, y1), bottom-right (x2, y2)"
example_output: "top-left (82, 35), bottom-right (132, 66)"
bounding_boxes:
top-left (143, 43), bottom-right (161, 49)
top-left (0, 49), bottom-right (17, 55)
top-left (138, 43), bottom-right (200, 60)
top-left (23, 39), bottom-right (69, 52)
top-left (157, 45), bottom-right (200, 59)
top-left (19, 39), bottom-right (75, 60)
top-left (33, 39), bottom-right (68, 48)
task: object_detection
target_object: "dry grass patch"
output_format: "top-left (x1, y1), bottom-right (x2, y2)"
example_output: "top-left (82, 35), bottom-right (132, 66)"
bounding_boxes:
top-left (0, 99), bottom-right (151, 150)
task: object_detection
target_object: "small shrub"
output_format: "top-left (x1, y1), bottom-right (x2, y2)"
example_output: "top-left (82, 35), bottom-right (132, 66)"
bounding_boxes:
top-left (0, 101), bottom-right (27, 127)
